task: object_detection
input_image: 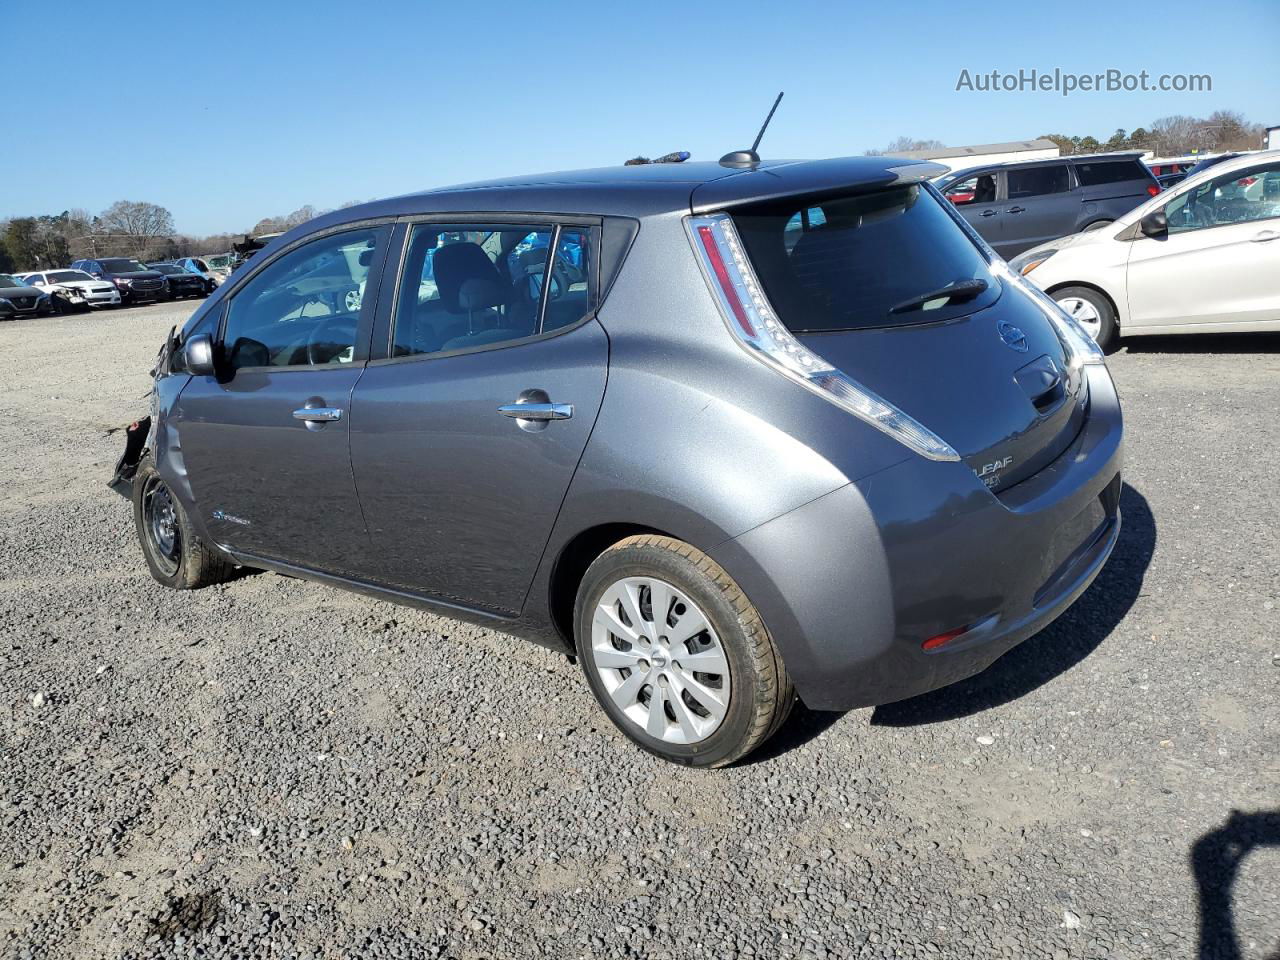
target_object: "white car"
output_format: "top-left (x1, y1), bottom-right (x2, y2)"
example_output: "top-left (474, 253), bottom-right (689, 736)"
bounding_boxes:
top-left (1010, 150), bottom-right (1280, 349)
top-left (21, 269), bottom-right (121, 309)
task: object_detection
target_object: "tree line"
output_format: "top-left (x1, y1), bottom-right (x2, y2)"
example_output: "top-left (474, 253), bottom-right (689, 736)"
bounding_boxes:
top-left (0, 200), bottom-right (367, 273)
top-left (867, 110), bottom-right (1267, 159)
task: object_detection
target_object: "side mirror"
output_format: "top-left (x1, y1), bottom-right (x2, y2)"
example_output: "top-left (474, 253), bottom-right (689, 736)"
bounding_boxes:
top-left (183, 333), bottom-right (216, 376)
top-left (1140, 210), bottom-right (1168, 240)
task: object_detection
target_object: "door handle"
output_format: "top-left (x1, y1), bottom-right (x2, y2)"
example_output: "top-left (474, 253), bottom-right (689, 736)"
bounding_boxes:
top-left (979, 209), bottom-right (997, 218)
top-left (1007, 206), bottom-right (1026, 214)
top-left (498, 401), bottom-right (573, 421)
top-left (292, 407), bottom-right (343, 422)
top-left (1251, 230), bottom-right (1279, 242)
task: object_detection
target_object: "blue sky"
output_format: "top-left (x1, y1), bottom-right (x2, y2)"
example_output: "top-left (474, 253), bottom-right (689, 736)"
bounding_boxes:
top-left (3, 0), bottom-right (1277, 236)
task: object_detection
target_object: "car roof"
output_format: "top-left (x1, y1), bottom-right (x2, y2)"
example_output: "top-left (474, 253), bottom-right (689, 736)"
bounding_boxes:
top-left (296, 157), bottom-right (948, 231)
top-left (939, 151), bottom-right (1148, 184)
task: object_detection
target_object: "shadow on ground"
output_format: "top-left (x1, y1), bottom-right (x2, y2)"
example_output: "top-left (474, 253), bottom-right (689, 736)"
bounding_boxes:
top-left (1119, 332), bottom-right (1280, 355)
top-left (1192, 809), bottom-right (1280, 960)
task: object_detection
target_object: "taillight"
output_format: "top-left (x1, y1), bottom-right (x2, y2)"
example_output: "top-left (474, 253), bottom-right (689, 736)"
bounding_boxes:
top-left (685, 213), bottom-right (959, 462)
top-left (1147, 183), bottom-right (1160, 197)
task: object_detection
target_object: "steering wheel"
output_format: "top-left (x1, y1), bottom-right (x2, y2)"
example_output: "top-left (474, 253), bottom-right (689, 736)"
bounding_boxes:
top-left (545, 257), bottom-right (572, 301)
top-left (306, 314), bottom-right (358, 365)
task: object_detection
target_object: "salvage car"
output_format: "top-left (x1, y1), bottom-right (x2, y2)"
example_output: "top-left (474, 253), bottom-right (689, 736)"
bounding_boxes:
top-left (1011, 150), bottom-right (1280, 349)
top-left (935, 152), bottom-right (1161, 258)
top-left (20, 269), bottom-right (122, 310)
top-left (174, 256), bottom-right (227, 287)
top-left (111, 156), bottom-right (1124, 767)
top-left (149, 262), bottom-right (212, 299)
top-left (0, 274), bottom-right (53, 318)
top-left (70, 258), bottom-right (168, 304)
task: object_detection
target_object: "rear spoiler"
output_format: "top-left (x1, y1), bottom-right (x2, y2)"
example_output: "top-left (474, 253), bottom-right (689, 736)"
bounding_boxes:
top-left (690, 157), bottom-right (950, 213)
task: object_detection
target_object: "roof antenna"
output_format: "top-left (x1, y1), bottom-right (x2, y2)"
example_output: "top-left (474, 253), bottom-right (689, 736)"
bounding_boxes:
top-left (720, 91), bottom-right (784, 167)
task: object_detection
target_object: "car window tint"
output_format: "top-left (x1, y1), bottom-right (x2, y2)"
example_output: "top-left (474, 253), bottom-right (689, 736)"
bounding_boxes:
top-left (1166, 161), bottom-right (1280, 233)
top-left (1074, 160), bottom-right (1144, 186)
top-left (390, 223), bottom-right (554, 358)
top-left (1006, 164), bottom-right (1069, 199)
top-left (944, 173), bottom-right (996, 207)
top-left (222, 227), bottom-right (382, 370)
top-left (542, 228), bottom-right (594, 333)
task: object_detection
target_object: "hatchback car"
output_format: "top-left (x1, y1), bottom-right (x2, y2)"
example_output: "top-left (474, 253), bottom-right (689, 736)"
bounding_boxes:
top-left (71, 257), bottom-right (168, 304)
top-left (110, 157), bottom-right (1124, 767)
top-left (936, 152), bottom-right (1161, 258)
top-left (1011, 150), bottom-right (1280, 349)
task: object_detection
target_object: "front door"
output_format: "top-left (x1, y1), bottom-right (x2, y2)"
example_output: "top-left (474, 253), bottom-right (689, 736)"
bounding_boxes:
top-left (350, 220), bottom-right (608, 616)
top-left (942, 171), bottom-right (1003, 250)
top-left (1127, 160), bottom-right (1280, 329)
top-left (173, 224), bottom-right (391, 575)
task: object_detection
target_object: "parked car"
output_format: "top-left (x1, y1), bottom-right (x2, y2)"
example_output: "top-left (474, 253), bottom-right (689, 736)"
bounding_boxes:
top-left (110, 156), bottom-right (1123, 767)
top-left (148, 262), bottom-right (212, 299)
top-left (1011, 150), bottom-right (1280, 349)
top-left (20, 269), bottom-right (122, 310)
top-left (0, 274), bottom-right (54, 318)
top-left (935, 152), bottom-right (1161, 258)
top-left (1181, 152), bottom-right (1242, 179)
top-left (1156, 172), bottom-right (1187, 190)
top-left (175, 256), bottom-right (228, 286)
top-left (70, 258), bottom-right (168, 304)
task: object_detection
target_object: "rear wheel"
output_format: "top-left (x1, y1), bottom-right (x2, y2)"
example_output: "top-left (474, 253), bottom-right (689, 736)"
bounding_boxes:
top-left (1052, 285), bottom-right (1117, 351)
top-left (574, 535), bottom-right (793, 767)
top-left (133, 457), bottom-right (236, 589)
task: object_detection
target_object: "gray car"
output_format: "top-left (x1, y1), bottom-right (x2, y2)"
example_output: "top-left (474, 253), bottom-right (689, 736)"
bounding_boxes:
top-left (936, 152), bottom-right (1161, 258)
top-left (111, 156), bottom-right (1124, 767)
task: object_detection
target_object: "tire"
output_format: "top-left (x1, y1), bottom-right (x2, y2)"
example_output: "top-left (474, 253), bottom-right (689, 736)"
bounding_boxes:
top-left (133, 457), bottom-right (236, 589)
top-left (574, 534), bottom-right (794, 768)
top-left (1082, 219), bottom-right (1114, 232)
top-left (1051, 284), bottom-right (1118, 352)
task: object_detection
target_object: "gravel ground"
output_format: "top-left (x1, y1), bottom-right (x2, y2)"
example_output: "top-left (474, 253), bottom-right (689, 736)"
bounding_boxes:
top-left (1, 304), bottom-right (1277, 960)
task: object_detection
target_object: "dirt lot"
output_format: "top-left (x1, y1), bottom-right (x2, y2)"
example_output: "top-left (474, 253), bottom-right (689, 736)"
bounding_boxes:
top-left (1, 303), bottom-right (1277, 960)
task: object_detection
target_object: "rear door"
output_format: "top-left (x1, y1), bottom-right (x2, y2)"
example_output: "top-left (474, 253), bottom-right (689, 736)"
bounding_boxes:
top-left (349, 219), bottom-right (607, 616)
top-left (1002, 163), bottom-right (1075, 256)
top-left (1127, 159), bottom-right (1280, 329)
top-left (1073, 157), bottom-right (1158, 223)
top-left (172, 223), bottom-right (391, 574)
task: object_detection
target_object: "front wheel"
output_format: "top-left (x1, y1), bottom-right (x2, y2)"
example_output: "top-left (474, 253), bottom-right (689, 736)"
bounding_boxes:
top-left (575, 535), bottom-right (794, 767)
top-left (1052, 285), bottom-right (1118, 352)
top-left (133, 457), bottom-right (236, 589)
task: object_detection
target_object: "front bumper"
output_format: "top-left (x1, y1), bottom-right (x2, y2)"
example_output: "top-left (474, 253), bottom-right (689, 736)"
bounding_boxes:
top-left (713, 364), bottom-right (1124, 711)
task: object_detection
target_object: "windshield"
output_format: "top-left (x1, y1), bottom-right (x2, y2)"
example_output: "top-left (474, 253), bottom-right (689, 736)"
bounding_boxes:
top-left (730, 184), bottom-right (1000, 333)
top-left (101, 259), bottom-right (148, 273)
top-left (151, 264), bottom-right (184, 275)
top-left (49, 270), bottom-right (92, 282)
top-left (0, 275), bottom-right (23, 288)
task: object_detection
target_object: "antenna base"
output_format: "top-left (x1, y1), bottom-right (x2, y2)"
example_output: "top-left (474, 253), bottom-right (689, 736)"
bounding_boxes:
top-left (719, 149), bottom-right (760, 168)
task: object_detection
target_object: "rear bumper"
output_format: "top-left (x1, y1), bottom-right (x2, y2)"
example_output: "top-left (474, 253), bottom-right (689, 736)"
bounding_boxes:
top-left (713, 363), bottom-right (1124, 711)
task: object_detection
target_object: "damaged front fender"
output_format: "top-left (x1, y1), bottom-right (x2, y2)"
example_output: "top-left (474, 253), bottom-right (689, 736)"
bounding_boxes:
top-left (107, 416), bottom-right (153, 498)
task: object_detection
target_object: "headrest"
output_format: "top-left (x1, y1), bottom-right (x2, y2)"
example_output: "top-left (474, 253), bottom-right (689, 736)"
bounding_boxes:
top-left (433, 242), bottom-right (505, 313)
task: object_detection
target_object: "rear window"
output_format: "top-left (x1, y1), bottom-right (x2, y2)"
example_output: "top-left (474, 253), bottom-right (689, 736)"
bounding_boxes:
top-left (1074, 160), bottom-right (1148, 186)
top-left (729, 184), bottom-right (999, 333)
top-left (1007, 164), bottom-right (1070, 198)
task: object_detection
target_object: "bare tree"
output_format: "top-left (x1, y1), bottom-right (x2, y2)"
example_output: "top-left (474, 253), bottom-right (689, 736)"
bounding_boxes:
top-left (866, 137), bottom-right (946, 156)
top-left (96, 201), bottom-right (176, 256)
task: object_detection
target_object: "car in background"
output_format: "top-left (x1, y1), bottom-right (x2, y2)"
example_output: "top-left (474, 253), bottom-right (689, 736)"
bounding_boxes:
top-left (109, 155), bottom-right (1122, 767)
top-left (70, 258), bottom-right (168, 305)
top-left (935, 152), bottom-right (1161, 258)
top-left (148, 262), bottom-right (212, 299)
top-left (175, 256), bottom-right (228, 287)
top-left (19, 269), bottom-right (121, 310)
top-left (1011, 151), bottom-right (1280, 349)
top-left (0, 274), bottom-right (54, 319)
top-left (1182, 152), bottom-right (1241, 179)
top-left (1156, 172), bottom-right (1187, 190)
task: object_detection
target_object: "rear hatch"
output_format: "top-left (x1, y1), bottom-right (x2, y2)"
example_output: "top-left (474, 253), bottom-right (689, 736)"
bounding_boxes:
top-left (724, 183), bottom-right (1085, 492)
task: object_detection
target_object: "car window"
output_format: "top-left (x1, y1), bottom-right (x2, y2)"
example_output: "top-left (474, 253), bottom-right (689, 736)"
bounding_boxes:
top-left (1165, 161), bottom-right (1280, 233)
top-left (944, 173), bottom-right (996, 207)
top-left (1006, 164), bottom-right (1070, 199)
top-left (390, 222), bottom-right (555, 358)
top-left (222, 227), bottom-right (384, 370)
top-left (1074, 160), bottom-right (1145, 187)
top-left (730, 184), bottom-right (1000, 333)
top-left (542, 228), bottom-right (594, 333)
